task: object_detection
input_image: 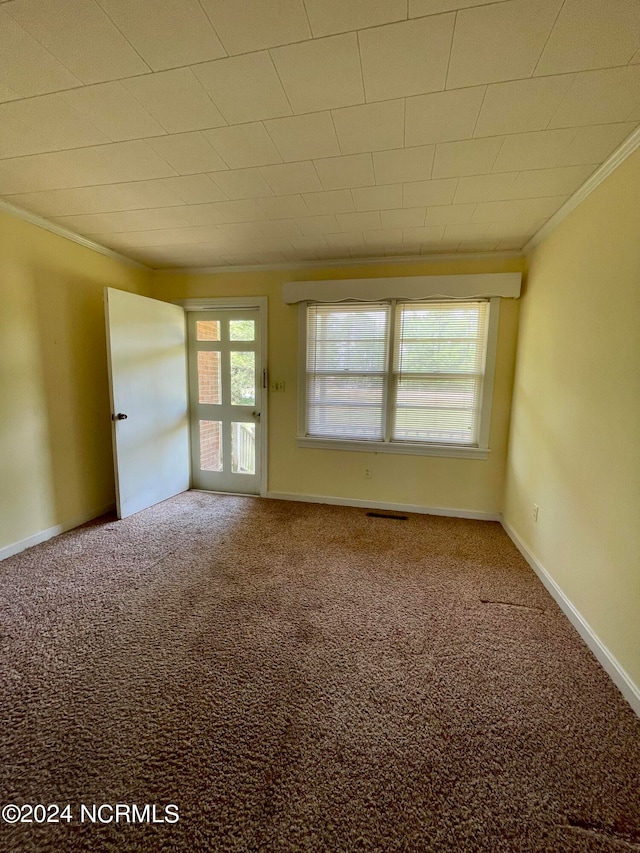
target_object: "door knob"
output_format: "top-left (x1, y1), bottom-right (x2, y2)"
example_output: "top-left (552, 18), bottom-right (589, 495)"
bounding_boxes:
top-left (112, 412), bottom-right (128, 420)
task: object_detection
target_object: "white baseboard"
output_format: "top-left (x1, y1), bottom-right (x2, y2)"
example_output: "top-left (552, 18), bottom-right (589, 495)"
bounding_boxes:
top-left (267, 491), bottom-right (501, 521)
top-left (502, 519), bottom-right (640, 719)
top-left (0, 503), bottom-right (115, 562)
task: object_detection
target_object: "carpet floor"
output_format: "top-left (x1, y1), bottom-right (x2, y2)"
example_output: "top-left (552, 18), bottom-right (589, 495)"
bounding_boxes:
top-left (0, 492), bottom-right (638, 853)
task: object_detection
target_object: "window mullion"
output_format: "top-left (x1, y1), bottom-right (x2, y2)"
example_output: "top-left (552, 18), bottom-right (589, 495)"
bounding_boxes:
top-left (383, 300), bottom-right (397, 443)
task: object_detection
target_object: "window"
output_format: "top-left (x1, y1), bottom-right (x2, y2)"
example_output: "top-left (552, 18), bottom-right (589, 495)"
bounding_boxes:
top-left (298, 299), bottom-right (498, 458)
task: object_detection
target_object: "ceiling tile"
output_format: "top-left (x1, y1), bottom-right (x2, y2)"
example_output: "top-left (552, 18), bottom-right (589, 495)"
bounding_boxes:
top-left (381, 208), bottom-right (427, 229)
top-left (259, 161), bottom-right (323, 195)
top-left (410, 0), bottom-right (498, 14)
top-left (192, 52), bottom-right (291, 124)
top-left (296, 214), bottom-right (341, 235)
top-left (248, 236), bottom-right (296, 254)
top-left (146, 132), bottom-right (229, 174)
top-left (204, 123), bottom-right (283, 168)
top-left (535, 0), bottom-right (640, 76)
top-left (362, 228), bottom-right (403, 245)
top-left (561, 122), bottom-right (637, 166)
top-left (472, 196), bottom-right (566, 224)
top-left (62, 82), bottom-right (166, 141)
top-left (6, 181), bottom-right (187, 217)
top-left (121, 69), bottom-right (226, 134)
top-left (0, 9), bottom-right (81, 96)
top-left (352, 184), bottom-right (403, 211)
top-left (101, 225), bottom-right (224, 247)
top-left (474, 75), bottom-right (575, 138)
top-left (211, 168), bottom-right (274, 200)
top-left (313, 153), bottom-right (375, 189)
top-left (348, 245), bottom-right (376, 257)
top-left (547, 66), bottom-right (640, 129)
top-left (441, 223), bottom-right (492, 242)
top-left (491, 129), bottom-right (575, 172)
top-left (453, 172), bottom-right (519, 203)
top-left (325, 232), bottom-right (364, 250)
top-left (214, 221), bottom-right (264, 238)
top-left (373, 146), bottom-right (436, 185)
top-left (405, 87), bottom-right (485, 146)
top-left (6, 0), bottom-right (149, 84)
top-left (0, 83), bottom-right (21, 104)
top-left (205, 199), bottom-right (268, 223)
top-left (0, 95), bottom-right (109, 154)
top-left (178, 205), bottom-right (231, 227)
top-left (447, 0), bottom-right (563, 89)
top-left (359, 15), bottom-right (454, 102)
top-left (96, 0), bottom-right (226, 70)
top-left (425, 203), bottom-right (476, 225)
top-left (289, 235), bottom-right (329, 251)
top-left (337, 211), bottom-right (381, 231)
top-left (332, 100), bottom-right (404, 155)
top-left (271, 34), bottom-right (364, 113)
top-left (508, 165), bottom-right (596, 199)
top-left (486, 218), bottom-right (546, 242)
top-left (402, 225), bottom-right (445, 243)
top-left (0, 112), bottom-right (57, 159)
top-left (301, 189), bottom-right (355, 215)
top-left (56, 207), bottom-right (193, 234)
top-left (305, 0), bottom-right (406, 37)
top-left (257, 194), bottom-right (309, 218)
top-left (432, 137), bottom-right (502, 178)
top-left (0, 141), bottom-right (177, 194)
top-left (162, 174), bottom-right (228, 203)
top-left (264, 113), bottom-right (339, 162)
top-left (200, 0), bottom-right (311, 54)
top-left (402, 178), bottom-right (458, 207)
top-left (256, 219), bottom-right (302, 237)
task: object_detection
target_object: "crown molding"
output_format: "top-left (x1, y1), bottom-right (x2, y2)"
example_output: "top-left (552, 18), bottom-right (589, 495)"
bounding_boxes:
top-left (156, 250), bottom-right (524, 275)
top-left (524, 124), bottom-right (640, 255)
top-left (0, 198), bottom-right (150, 271)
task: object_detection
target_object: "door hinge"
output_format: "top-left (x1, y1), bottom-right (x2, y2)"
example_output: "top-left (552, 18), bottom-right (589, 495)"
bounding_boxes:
top-left (263, 368), bottom-right (267, 389)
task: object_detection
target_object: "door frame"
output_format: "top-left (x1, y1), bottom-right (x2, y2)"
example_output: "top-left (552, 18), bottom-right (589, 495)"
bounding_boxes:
top-left (175, 296), bottom-right (268, 497)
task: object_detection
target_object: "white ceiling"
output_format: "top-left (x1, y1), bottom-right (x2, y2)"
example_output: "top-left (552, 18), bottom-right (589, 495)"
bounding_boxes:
top-left (1, 0), bottom-right (639, 269)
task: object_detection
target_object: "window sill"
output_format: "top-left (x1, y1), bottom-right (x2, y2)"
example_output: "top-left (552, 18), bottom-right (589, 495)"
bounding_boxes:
top-left (296, 437), bottom-right (490, 459)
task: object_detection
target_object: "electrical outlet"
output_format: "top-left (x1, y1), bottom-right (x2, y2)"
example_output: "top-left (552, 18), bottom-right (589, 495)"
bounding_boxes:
top-left (532, 503), bottom-right (539, 523)
top-left (364, 467), bottom-right (372, 479)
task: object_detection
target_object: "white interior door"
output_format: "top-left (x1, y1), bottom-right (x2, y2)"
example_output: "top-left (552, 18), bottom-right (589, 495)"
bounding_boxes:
top-left (188, 309), bottom-right (263, 495)
top-left (105, 288), bottom-right (190, 519)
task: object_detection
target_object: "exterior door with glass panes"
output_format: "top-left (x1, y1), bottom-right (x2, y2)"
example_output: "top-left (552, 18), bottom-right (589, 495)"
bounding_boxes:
top-left (188, 310), bottom-right (262, 494)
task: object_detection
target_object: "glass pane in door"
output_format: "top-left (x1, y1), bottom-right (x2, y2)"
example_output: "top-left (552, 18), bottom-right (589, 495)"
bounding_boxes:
top-left (199, 420), bottom-right (222, 471)
top-left (196, 320), bottom-right (220, 341)
top-left (230, 351), bottom-right (255, 406)
top-left (197, 351), bottom-right (221, 404)
top-left (231, 422), bottom-right (255, 474)
top-left (229, 319), bottom-right (255, 340)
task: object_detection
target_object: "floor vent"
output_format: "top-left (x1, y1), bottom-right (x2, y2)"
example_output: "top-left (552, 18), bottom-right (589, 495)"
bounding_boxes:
top-left (366, 511), bottom-right (408, 520)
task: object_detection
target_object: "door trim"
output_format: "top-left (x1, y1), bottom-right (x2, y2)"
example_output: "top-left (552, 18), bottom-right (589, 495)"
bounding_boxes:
top-left (176, 297), bottom-right (268, 497)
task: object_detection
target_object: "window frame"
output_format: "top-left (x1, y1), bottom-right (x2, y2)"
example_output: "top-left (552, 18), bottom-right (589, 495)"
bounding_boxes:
top-left (297, 297), bottom-right (500, 460)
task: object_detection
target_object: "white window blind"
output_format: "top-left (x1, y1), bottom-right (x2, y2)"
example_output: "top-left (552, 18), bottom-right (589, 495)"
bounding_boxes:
top-left (392, 301), bottom-right (489, 446)
top-left (304, 300), bottom-right (491, 449)
top-left (306, 303), bottom-right (390, 440)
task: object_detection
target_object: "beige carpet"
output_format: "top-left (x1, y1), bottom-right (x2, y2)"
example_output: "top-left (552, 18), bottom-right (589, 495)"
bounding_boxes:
top-left (0, 491), bottom-right (638, 852)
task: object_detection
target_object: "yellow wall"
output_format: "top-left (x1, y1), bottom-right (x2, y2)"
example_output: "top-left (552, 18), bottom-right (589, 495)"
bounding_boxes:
top-left (504, 149), bottom-right (640, 688)
top-left (154, 256), bottom-right (522, 515)
top-left (0, 212), bottom-right (151, 553)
